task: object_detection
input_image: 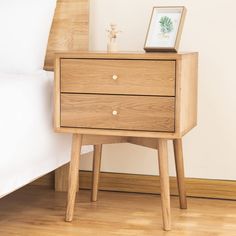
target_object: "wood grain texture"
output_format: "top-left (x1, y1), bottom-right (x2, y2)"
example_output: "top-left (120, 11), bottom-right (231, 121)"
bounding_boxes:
top-left (55, 165), bottom-right (69, 192)
top-left (175, 53), bottom-right (198, 135)
top-left (91, 145), bottom-right (102, 202)
top-left (54, 57), bottom-right (61, 129)
top-left (157, 139), bottom-right (171, 231)
top-left (55, 126), bottom-right (179, 139)
top-left (128, 137), bottom-right (159, 149)
top-left (66, 134), bottom-right (83, 222)
top-left (54, 52), bottom-right (198, 231)
top-left (55, 51), bottom-right (197, 60)
top-left (1, 187), bottom-right (236, 236)
top-left (173, 139), bottom-right (187, 209)
top-left (82, 135), bottom-right (128, 145)
top-left (61, 94), bottom-right (175, 132)
top-left (44, 0), bottom-right (89, 70)
top-left (54, 52), bottom-right (198, 139)
top-left (81, 172), bottom-right (236, 202)
top-left (35, 171), bottom-right (236, 200)
top-left (61, 59), bottom-right (176, 96)
top-left (31, 172), bottom-right (54, 187)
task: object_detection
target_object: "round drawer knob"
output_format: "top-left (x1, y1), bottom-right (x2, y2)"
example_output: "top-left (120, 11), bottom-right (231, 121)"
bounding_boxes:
top-left (112, 75), bottom-right (118, 80)
top-left (112, 110), bottom-right (118, 116)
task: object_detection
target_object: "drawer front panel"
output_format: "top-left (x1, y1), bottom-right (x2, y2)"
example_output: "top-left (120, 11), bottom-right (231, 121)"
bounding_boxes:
top-left (61, 94), bottom-right (175, 132)
top-left (61, 59), bottom-right (175, 96)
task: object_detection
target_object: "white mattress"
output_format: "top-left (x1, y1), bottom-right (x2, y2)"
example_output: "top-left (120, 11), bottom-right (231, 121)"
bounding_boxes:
top-left (0, 71), bottom-right (93, 198)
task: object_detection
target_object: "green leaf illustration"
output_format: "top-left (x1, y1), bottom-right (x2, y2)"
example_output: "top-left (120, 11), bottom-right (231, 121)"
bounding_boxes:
top-left (159, 16), bottom-right (173, 34)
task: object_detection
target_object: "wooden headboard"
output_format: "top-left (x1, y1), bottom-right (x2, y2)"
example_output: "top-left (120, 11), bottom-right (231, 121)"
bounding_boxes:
top-left (44, 0), bottom-right (89, 71)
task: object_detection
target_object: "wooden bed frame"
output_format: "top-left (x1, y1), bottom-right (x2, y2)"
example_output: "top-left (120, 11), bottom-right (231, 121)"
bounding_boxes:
top-left (44, 0), bottom-right (89, 71)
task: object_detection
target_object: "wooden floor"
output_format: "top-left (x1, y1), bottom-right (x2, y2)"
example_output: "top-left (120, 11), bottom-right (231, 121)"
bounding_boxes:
top-left (0, 186), bottom-right (236, 236)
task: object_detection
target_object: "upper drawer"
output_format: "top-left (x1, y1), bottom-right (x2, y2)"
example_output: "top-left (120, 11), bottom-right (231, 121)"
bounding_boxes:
top-left (61, 59), bottom-right (176, 96)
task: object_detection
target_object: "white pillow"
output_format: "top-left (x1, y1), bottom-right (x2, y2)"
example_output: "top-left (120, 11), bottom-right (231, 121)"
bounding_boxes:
top-left (0, 0), bottom-right (56, 74)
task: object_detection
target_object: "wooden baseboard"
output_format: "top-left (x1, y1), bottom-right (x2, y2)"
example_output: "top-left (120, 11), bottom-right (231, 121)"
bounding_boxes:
top-left (79, 171), bottom-right (236, 200)
top-left (31, 167), bottom-right (236, 200)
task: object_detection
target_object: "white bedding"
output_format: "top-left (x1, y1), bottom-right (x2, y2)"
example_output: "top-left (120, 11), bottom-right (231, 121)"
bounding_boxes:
top-left (0, 71), bottom-right (93, 198)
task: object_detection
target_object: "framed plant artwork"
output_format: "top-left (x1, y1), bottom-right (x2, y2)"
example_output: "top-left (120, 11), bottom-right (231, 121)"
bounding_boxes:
top-left (144, 6), bottom-right (186, 52)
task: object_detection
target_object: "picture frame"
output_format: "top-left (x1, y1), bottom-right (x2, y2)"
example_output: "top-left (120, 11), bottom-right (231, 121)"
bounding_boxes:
top-left (144, 6), bottom-right (186, 52)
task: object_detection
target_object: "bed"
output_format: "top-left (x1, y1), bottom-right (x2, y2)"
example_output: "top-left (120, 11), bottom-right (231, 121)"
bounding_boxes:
top-left (0, 0), bottom-right (90, 198)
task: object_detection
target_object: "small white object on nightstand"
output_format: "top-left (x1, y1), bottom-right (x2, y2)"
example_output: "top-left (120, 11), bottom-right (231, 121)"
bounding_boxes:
top-left (107, 24), bottom-right (121, 52)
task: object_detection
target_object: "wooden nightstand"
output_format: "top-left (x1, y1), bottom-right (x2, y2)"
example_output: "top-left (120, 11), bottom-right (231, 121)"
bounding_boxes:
top-left (54, 52), bottom-right (198, 231)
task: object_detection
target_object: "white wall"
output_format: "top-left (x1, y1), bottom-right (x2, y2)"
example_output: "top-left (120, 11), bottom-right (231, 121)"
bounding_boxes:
top-left (80, 0), bottom-right (236, 181)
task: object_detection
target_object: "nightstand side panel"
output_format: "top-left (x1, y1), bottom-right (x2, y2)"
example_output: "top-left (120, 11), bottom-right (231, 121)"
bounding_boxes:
top-left (177, 53), bottom-right (198, 135)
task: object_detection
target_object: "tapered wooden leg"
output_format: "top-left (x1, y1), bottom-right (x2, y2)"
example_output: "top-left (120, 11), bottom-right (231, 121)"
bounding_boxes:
top-left (65, 134), bottom-right (83, 222)
top-left (173, 139), bottom-right (187, 209)
top-left (91, 144), bottom-right (102, 202)
top-left (157, 139), bottom-right (171, 231)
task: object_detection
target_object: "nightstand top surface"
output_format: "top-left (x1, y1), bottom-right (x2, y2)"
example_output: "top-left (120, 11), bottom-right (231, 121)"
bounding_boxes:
top-left (55, 51), bottom-right (198, 60)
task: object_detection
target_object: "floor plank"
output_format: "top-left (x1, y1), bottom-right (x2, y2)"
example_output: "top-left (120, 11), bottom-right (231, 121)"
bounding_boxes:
top-left (0, 186), bottom-right (236, 236)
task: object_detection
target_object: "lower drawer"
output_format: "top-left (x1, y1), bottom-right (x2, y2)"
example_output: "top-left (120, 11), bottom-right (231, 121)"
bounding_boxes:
top-left (61, 94), bottom-right (175, 132)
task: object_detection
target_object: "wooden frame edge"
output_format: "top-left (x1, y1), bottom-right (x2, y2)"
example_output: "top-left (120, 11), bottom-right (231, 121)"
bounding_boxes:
top-left (54, 56), bottom-right (61, 130)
